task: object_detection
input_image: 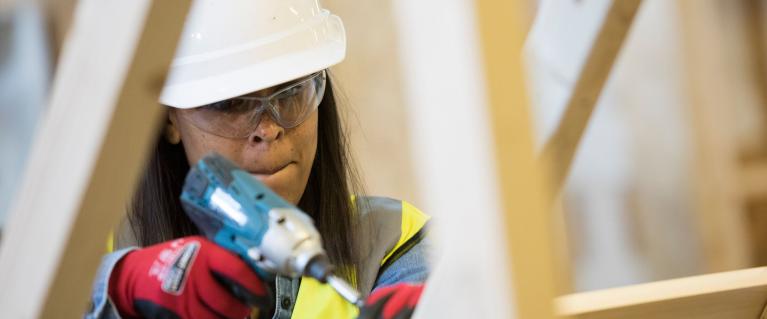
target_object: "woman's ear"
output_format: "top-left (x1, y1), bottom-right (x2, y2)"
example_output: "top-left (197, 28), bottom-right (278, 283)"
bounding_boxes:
top-left (165, 110), bottom-right (182, 144)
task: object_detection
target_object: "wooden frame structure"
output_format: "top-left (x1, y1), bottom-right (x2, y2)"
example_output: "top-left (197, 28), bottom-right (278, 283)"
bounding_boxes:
top-left (535, 0), bottom-right (767, 318)
top-left (0, 1), bottom-right (189, 317)
top-left (430, 0), bottom-right (767, 317)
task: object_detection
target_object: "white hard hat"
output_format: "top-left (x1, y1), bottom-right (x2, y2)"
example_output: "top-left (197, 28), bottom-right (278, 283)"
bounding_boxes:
top-left (160, 0), bottom-right (346, 108)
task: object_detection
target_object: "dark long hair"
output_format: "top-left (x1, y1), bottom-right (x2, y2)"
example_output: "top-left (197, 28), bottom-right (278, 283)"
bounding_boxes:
top-left (127, 76), bottom-right (362, 279)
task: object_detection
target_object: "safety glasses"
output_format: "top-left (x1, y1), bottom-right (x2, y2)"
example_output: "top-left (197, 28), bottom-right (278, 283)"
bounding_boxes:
top-left (180, 70), bottom-right (326, 139)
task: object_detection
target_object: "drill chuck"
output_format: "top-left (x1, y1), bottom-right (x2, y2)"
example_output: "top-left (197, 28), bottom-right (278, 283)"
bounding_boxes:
top-left (304, 255), bottom-right (334, 283)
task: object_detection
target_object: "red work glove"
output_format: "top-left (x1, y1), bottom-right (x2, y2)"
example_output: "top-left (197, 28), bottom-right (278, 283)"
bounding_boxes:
top-left (358, 283), bottom-right (425, 319)
top-left (108, 236), bottom-right (270, 319)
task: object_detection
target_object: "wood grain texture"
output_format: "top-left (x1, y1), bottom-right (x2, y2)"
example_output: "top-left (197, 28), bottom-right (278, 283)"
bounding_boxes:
top-left (678, 0), bottom-right (752, 272)
top-left (474, 0), bottom-right (557, 317)
top-left (0, 1), bottom-right (190, 317)
top-left (557, 267), bottom-right (767, 318)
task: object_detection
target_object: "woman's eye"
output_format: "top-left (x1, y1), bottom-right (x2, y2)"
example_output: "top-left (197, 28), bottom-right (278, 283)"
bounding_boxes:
top-left (203, 99), bottom-right (249, 113)
top-left (204, 101), bottom-right (229, 111)
top-left (276, 84), bottom-right (305, 99)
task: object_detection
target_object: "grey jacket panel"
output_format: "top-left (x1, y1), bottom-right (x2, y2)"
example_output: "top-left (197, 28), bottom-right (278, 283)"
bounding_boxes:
top-left (353, 196), bottom-right (404, 295)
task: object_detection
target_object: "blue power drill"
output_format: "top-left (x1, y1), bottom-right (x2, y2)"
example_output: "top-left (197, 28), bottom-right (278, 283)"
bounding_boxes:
top-left (180, 152), bottom-right (363, 307)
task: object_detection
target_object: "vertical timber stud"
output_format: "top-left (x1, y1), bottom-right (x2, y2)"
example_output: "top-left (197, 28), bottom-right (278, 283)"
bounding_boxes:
top-left (677, 0), bottom-right (752, 271)
top-left (539, 0), bottom-right (642, 196)
top-left (473, 0), bottom-right (557, 318)
top-left (0, 0), bottom-right (190, 318)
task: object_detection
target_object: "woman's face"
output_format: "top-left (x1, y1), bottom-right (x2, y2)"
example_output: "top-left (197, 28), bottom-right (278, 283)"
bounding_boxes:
top-left (167, 90), bottom-right (319, 205)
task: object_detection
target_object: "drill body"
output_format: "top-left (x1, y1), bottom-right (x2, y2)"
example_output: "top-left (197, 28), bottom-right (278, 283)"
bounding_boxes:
top-left (180, 153), bottom-right (332, 282)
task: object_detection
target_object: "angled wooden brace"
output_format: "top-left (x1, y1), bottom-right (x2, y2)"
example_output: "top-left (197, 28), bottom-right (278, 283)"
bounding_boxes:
top-left (538, 0), bottom-right (643, 196)
top-left (529, 0), bottom-right (644, 296)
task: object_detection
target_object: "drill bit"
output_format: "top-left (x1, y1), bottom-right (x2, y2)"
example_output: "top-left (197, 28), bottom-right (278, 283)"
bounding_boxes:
top-left (327, 274), bottom-right (365, 308)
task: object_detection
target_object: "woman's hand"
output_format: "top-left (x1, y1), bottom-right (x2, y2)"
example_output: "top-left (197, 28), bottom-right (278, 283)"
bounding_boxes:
top-left (358, 283), bottom-right (425, 319)
top-left (108, 236), bottom-right (270, 319)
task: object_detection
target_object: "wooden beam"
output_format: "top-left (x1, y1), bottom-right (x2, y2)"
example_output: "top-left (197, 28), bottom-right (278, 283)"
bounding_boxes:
top-left (678, 0), bottom-right (752, 271)
top-left (556, 266), bottom-right (767, 318)
top-left (474, 0), bottom-right (557, 317)
top-left (391, 0), bottom-right (539, 316)
top-left (0, 0), bottom-right (190, 317)
top-left (538, 0), bottom-right (642, 195)
top-left (743, 0), bottom-right (767, 158)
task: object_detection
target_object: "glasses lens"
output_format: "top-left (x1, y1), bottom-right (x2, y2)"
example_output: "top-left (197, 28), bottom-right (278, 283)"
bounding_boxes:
top-left (271, 71), bottom-right (326, 128)
top-left (182, 98), bottom-right (262, 138)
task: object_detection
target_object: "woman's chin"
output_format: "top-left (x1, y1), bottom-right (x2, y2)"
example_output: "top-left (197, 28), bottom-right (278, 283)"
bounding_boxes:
top-left (251, 164), bottom-right (299, 203)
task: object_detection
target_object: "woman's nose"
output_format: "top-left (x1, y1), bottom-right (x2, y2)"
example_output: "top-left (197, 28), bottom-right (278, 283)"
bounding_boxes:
top-left (249, 113), bottom-right (284, 143)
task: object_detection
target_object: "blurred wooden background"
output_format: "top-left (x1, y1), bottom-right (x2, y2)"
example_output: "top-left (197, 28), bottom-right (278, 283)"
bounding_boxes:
top-left (3, 0), bottom-right (767, 301)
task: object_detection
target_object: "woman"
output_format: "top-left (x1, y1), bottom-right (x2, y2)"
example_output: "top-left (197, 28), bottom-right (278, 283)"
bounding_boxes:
top-left (85, 1), bottom-right (429, 319)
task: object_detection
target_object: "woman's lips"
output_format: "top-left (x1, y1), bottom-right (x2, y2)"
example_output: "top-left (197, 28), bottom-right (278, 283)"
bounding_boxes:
top-left (250, 162), bottom-right (292, 177)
